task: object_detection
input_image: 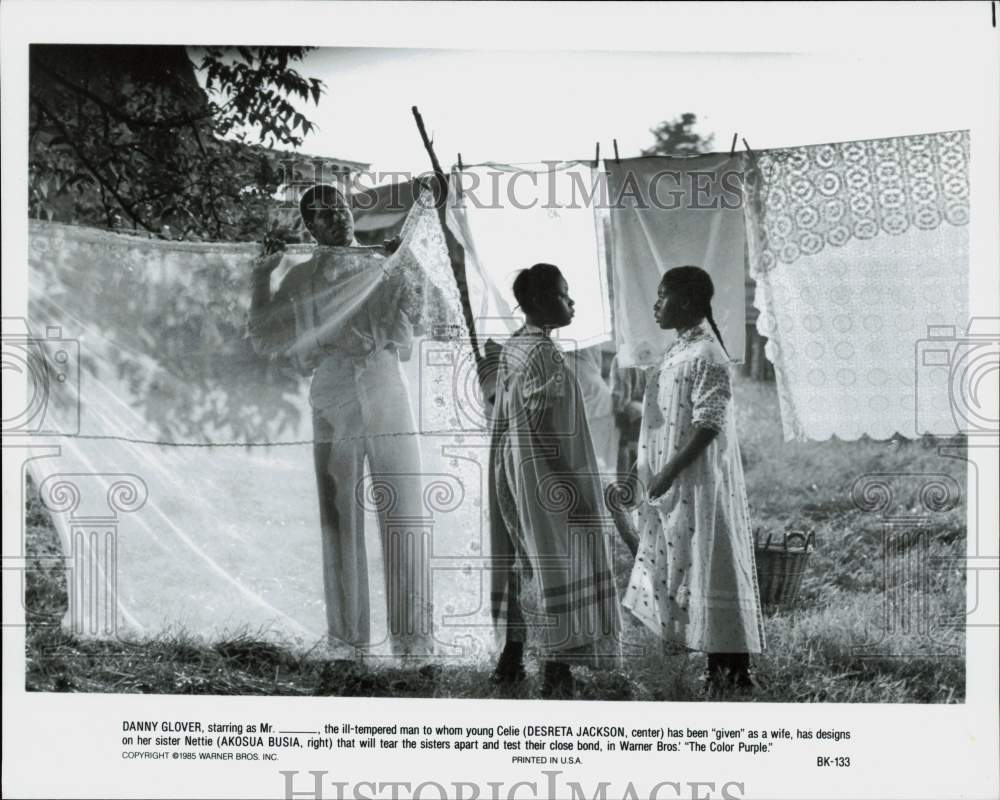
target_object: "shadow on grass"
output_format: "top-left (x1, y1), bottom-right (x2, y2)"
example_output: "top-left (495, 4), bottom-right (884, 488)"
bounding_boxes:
top-left (21, 379), bottom-right (968, 704)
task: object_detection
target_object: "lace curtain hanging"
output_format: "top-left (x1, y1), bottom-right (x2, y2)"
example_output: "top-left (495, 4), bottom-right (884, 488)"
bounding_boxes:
top-left (743, 130), bottom-right (970, 441)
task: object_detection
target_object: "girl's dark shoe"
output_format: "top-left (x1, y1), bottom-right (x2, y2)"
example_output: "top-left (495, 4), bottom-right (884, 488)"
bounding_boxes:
top-left (703, 653), bottom-right (757, 694)
top-left (702, 653), bottom-right (732, 695)
top-left (732, 668), bottom-right (758, 691)
top-left (724, 654), bottom-right (755, 691)
top-left (701, 669), bottom-right (728, 696)
top-left (540, 661), bottom-right (575, 699)
top-left (490, 641), bottom-right (526, 685)
top-left (706, 653), bottom-right (728, 678)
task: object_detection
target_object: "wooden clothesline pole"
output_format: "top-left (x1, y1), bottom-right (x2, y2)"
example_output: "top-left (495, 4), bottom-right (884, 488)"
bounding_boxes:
top-left (411, 106), bottom-right (484, 370)
top-left (412, 105), bottom-right (446, 183)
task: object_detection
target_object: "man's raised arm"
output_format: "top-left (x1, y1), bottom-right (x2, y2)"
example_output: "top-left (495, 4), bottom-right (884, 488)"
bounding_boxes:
top-left (247, 253), bottom-right (295, 358)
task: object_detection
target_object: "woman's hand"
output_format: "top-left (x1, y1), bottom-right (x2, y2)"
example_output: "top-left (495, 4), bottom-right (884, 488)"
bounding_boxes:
top-left (648, 465), bottom-right (678, 502)
top-left (648, 427), bottom-right (719, 502)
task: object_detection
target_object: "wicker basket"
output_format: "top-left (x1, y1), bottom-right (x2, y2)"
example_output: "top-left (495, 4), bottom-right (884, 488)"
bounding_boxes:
top-left (754, 530), bottom-right (815, 610)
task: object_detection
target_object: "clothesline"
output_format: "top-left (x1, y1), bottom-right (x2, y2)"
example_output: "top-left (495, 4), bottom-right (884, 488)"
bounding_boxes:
top-left (20, 126), bottom-right (971, 651)
top-left (427, 126), bottom-right (971, 173)
top-left (26, 429), bottom-right (474, 448)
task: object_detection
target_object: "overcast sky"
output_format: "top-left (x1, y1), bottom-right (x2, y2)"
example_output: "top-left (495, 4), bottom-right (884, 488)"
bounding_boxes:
top-left (266, 46), bottom-right (976, 177)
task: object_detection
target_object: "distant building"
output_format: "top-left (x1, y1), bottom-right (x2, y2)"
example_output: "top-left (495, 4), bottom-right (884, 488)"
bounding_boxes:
top-left (266, 149), bottom-right (371, 242)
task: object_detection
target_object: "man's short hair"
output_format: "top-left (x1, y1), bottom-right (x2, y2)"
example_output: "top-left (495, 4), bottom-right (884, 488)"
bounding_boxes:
top-left (299, 183), bottom-right (349, 224)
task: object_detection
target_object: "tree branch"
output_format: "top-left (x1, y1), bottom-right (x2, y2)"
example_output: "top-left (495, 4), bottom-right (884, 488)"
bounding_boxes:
top-left (31, 56), bottom-right (215, 131)
top-left (31, 95), bottom-right (160, 234)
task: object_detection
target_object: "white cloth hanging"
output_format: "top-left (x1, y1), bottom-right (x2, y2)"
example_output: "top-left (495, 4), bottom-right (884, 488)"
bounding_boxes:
top-left (22, 199), bottom-right (496, 663)
top-left (563, 345), bottom-right (618, 474)
top-left (446, 162), bottom-right (612, 347)
top-left (605, 155), bottom-right (748, 367)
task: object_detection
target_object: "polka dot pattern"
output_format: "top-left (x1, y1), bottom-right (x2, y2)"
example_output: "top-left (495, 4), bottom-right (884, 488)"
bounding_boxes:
top-left (622, 323), bottom-right (766, 654)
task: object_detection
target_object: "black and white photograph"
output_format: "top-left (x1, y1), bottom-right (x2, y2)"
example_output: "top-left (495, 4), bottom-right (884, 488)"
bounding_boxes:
top-left (3, 3), bottom-right (998, 800)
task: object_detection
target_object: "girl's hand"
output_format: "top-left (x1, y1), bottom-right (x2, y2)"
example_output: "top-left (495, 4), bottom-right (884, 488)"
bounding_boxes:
top-left (626, 399), bottom-right (644, 422)
top-left (648, 466), bottom-right (677, 501)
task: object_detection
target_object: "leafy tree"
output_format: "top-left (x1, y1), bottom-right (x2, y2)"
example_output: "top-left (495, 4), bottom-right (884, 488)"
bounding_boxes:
top-left (29, 44), bottom-right (324, 240)
top-left (28, 45), bottom-right (333, 442)
top-left (642, 112), bottom-right (715, 156)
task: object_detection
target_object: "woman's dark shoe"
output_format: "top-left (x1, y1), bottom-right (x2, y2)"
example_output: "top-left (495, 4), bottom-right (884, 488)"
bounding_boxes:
top-left (724, 654), bottom-right (755, 691)
top-left (540, 661), bottom-right (575, 700)
top-left (490, 641), bottom-right (526, 685)
top-left (703, 654), bottom-right (757, 694)
top-left (702, 653), bottom-right (731, 695)
top-left (701, 670), bottom-right (728, 696)
top-left (732, 668), bottom-right (758, 692)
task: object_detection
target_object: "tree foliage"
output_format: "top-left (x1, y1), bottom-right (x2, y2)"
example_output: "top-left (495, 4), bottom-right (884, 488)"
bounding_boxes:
top-left (29, 45), bottom-right (325, 241)
top-left (642, 112), bottom-right (715, 157)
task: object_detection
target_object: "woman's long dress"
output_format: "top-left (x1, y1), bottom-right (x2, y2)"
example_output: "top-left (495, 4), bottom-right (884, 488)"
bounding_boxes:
top-left (489, 325), bottom-right (623, 667)
top-left (623, 322), bottom-right (765, 653)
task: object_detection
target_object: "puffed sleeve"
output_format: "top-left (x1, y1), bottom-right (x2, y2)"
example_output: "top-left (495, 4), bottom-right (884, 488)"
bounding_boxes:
top-left (689, 358), bottom-right (732, 433)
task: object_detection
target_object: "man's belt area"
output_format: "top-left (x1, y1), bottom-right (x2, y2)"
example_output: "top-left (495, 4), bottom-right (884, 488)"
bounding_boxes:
top-left (296, 330), bottom-right (405, 375)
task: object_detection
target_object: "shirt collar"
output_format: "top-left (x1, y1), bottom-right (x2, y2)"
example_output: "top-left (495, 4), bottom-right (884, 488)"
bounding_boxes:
top-left (677, 320), bottom-right (710, 343)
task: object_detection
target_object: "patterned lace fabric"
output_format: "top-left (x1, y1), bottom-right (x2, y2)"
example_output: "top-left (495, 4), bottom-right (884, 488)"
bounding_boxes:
top-left (743, 131), bottom-right (970, 441)
top-left (744, 131), bottom-right (969, 273)
top-left (390, 189), bottom-right (465, 337)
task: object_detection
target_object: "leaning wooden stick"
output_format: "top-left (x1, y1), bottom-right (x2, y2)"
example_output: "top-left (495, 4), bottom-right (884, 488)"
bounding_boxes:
top-left (411, 106), bottom-right (483, 369)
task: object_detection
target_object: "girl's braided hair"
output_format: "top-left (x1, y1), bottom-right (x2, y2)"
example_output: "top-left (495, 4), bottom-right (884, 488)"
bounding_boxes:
top-left (660, 265), bottom-right (729, 358)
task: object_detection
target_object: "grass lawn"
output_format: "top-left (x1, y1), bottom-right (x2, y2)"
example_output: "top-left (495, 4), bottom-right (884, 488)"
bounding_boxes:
top-left (23, 375), bottom-right (967, 702)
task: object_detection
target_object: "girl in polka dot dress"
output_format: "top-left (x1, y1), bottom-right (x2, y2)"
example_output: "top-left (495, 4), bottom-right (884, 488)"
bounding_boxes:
top-left (622, 266), bottom-right (765, 690)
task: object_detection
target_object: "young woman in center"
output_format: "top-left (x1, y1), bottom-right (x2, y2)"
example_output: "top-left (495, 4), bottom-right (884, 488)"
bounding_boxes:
top-left (488, 263), bottom-right (625, 699)
top-left (623, 266), bottom-right (765, 690)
